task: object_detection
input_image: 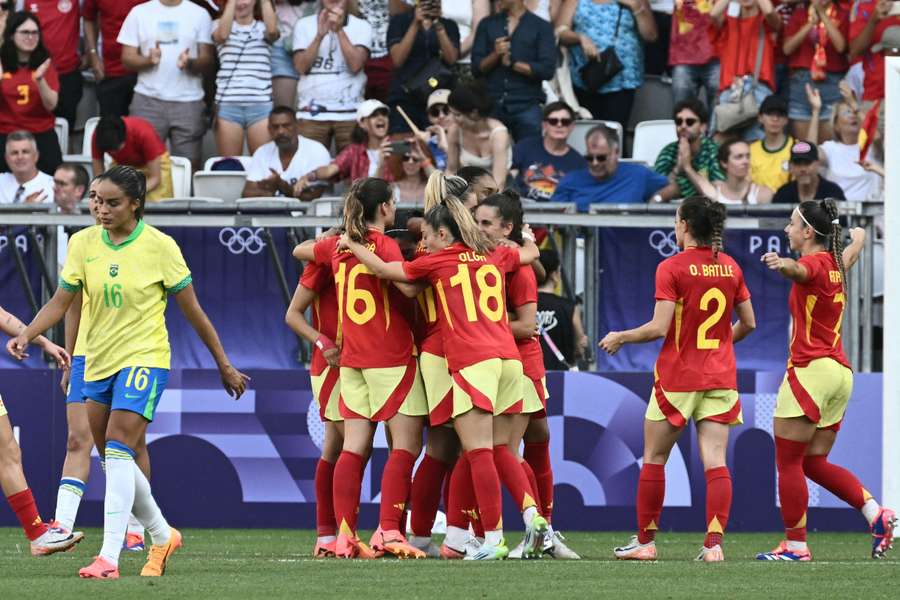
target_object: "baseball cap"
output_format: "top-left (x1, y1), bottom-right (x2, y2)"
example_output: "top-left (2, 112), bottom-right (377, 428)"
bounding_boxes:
top-left (872, 25), bottom-right (900, 53)
top-left (759, 94), bottom-right (788, 116)
top-left (790, 140), bottom-right (819, 163)
top-left (427, 89), bottom-right (450, 109)
top-left (356, 99), bottom-right (389, 122)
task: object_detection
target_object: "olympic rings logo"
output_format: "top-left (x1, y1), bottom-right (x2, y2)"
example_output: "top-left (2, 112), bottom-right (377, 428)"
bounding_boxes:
top-left (648, 230), bottom-right (679, 258)
top-left (219, 227), bottom-right (267, 255)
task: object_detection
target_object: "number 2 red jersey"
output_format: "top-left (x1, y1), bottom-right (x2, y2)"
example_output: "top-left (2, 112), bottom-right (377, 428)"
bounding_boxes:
top-left (507, 264), bottom-right (546, 380)
top-left (313, 231), bottom-right (414, 369)
top-left (654, 247), bottom-right (750, 392)
top-left (403, 242), bottom-right (521, 372)
top-left (788, 252), bottom-right (850, 369)
top-left (300, 260), bottom-right (338, 377)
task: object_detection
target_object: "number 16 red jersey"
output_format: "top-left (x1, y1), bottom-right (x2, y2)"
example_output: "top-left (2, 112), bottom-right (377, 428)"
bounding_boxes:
top-left (654, 247), bottom-right (750, 392)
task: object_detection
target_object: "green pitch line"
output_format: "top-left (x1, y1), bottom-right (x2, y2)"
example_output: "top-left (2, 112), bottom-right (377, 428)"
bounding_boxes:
top-left (0, 529), bottom-right (896, 599)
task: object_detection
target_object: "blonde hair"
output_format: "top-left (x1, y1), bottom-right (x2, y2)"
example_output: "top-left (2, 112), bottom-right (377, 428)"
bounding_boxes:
top-left (422, 172), bottom-right (491, 254)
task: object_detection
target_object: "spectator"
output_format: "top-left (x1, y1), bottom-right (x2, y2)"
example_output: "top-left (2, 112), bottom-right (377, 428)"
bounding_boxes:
top-left (668, 0), bottom-right (719, 109)
top-left (52, 163), bottom-right (89, 214)
top-left (92, 115), bottom-right (174, 201)
top-left (359, 0), bottom-right (406, 101)
top-left (749, 94), bottom-right (795, 191)
top-left (525, 0), bottom-right (564, 23)
top-left (558, 0), bottom-right (657, 127)
top-left (439, 0), bottom-right (490, 81)
top-left (270, 0), bottom-right (312, 108)
top-left (511, 101), bottom-right (588, 201)
top-left (25, 0), bottom-right (81, 135)
top-left (446, 82), bottom-right (511, 186)
top-left (0, 11), bottom-right (61, 175)
top-left (413, 88), bottom-right (452, 171)
top-left (242, 105), bottom-right (331, 199)
top-left (387, 1), bottom-right (460, 132)
top-left (83, 0), bottom-right (145, 118)
top-left (772, 139), bottom-right (845, 203)
top-left (654, 98), bottom-right (725, 200)
top-left (292, 0), bottom-right (372, 154)
top-left (536, 248), bottom-right (587, 370)
top-left (782, 0), bottom-right (848, 141)
top-left (849, 0), bottom-right (900, 105)
top-left (213, 0), bottom-right (279, 157)
top-left (710, 0), bottom-right (782, 138)
top-left (0, 131), bottom-right (54, 204)
top-left (552, 125), bottom-right (668, 211)
top-left (819, 100), bottom-right (882, 201)
top-left (470, 0), bottom-right (556, 141)
top-left (118, 0), bottom-right (215, 171)
top-left (693, 137), bottom-right (774, 203)
top-left (457, 164), bottom-right (498, 207)
top-left (390, 139), bottom-right (430, 205)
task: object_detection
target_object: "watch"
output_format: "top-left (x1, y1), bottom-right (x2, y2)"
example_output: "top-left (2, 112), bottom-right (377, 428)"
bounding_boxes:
top-left (651, 193), bottom-right (663, 204)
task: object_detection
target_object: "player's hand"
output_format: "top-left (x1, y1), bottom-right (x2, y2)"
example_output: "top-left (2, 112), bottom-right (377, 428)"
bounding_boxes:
top-left (177, 48), bottom-right (190, 70)
top-left (220, 364), bottom-right (250, 400)
top-left (149, 42), bottom-right (162, 66)
top-left (761, 251), bottom-right (784, 271)
top-left (849, 226), bottom-right (866, 245)
top-left (496, 238), bottom-right (518, 248)
top-left (60, 367), bottom-right (71, 394)
top-left (337, 232), bottom-right (352, 250)
top-left (599, 331), bottom-right (624, 355)
top-left (42, 341), bottom-right (70, 370)
top-left (316, 227), bottom-right (340, 241)
top-left (6, 335), bottom-right (30, 361)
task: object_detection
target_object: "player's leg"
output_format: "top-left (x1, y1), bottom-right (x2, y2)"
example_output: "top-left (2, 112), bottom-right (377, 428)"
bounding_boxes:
top-left (314, 420), bottom-right (343, 557)
top-left (496, 411), bottom-right (545, 558)
top-left (55, 356), bottom-right (92, 533)
top-left (696, 419), bottom-right (731, 562)
top-left (441, 448), bottom-right (481, 559)
top-left (523, 416), bottom-right (553, 523)
top-left (376, 413), bottom-right (426, 558)
top-left (409, 425), bottom-right (457, 557)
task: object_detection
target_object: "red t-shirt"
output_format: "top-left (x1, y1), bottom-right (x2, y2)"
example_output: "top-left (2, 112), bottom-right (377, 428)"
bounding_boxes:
top-left (413, 246), bottom-right (444, 357)
top-left (25, 0), bottom-right (80, 74)
top-left (784, 3), bottom-right (850, 72)
top-left (850, 2), bottom-right (900, 101)
top-left (300, 260), bottom-right (339, 377)
top-left (669, 2), bottom-right (716, 66)
top-left (403, 242), bottom-right (521, 373)
top-left (788, 252), bottom-right (850, 369)
top-left (82, 0), bottom-right (145, 79)
top-left (507, 264), bottom-right (545, 381)
top-left (332, 144), bottom-right (395, 183)
top-left (654, 247), bottom-right (751, 392)
top-left (0, 65), bottom-right (60, 134)
top-left (313, 231), bottom-right (414, 369)
top-left (92, 116), bottom-right (166, 166)
top-left (711, 13), bottom-right (778, 91)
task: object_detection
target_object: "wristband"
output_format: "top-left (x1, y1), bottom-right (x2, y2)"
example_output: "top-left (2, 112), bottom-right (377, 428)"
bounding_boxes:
top-left (315, 334), bottom-right (337, 352)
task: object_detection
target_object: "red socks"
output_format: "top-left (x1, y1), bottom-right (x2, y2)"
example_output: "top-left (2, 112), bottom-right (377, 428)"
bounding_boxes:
top-left (315, 459), bottom-right (336, 537)
top-left (493, 445), bottom-right (537, 512)
top-left (446, 455), bottom-right (476, 530)
top-left (704, 466), bottom-right (732, 548)
top-left (803, 454), bottom-right (868, 510)
top-left (775, 436), bottom-right (809, 542)
top-left (6, 488), bottom-right (49, 541)
top-left (379, 449), bottom-right (416, 531)
top-left (467, 448), bottom-right (503, 532)
top-left (410, 454), bottom-right (449, 537)
top-left (636, 463), bottom-right (665, 544)
top-left (524, 440), bottom-right (554, 522)
top-left (333, 450), bottom-right (364, 535)
top-left (519, 459), bottom-right (542, 516)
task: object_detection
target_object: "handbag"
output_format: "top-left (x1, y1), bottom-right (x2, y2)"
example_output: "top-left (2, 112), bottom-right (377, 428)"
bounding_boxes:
top-left (714, 25), bottom-right (766, 133)
top-left (402, 55), bottom-right (455, 105)
top-left (579, 7), bottom-right (624, 91)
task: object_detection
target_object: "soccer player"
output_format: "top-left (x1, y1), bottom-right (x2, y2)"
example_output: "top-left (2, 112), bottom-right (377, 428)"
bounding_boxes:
top-left (756, 200), bottom-right (895, 561)
top-left (8, 166), bottom-right (249, 579)
top-left (294, 178), bottom-right (429, 560)
top-left (0, 305), bottom-right (83, 555)
top-left (340, 172), bottom-right (546, 560)
top-left (600, 197), bottom-right (757, 562)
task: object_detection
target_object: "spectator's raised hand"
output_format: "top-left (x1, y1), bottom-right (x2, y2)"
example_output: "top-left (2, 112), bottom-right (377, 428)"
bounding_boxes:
top-left (325, 6), bottom-right (344, 32)
top-left (838, 79), bottom-right (857, 107)
top-left (426, 125), bottom-right (448, 153)
top-left (25, 190), bottom-right (48, 204)
top-left (875, 0), bottom-right (891, 20)
top-left (805, 83), bottom-right (822, 113)
top-left (378, 137), bottom-right (393, 162)
top-left (579, 34), bottom-right (599, 60)
top-left (676, 137), bottom-right (692, 173)
top-left (149, 42), bottom-right (162, 66)
top-left (414, 3), bottom-right (432, 27)
top-left (316, 8), bottom-right (330, 38)
top-left (177, 48), bottom-right (190, 70)
top-left (33, 58), bottom-right (51, 81)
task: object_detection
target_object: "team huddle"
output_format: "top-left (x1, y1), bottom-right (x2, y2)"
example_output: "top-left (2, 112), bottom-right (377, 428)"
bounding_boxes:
top-left (0, 165), bottom-right (894, 574)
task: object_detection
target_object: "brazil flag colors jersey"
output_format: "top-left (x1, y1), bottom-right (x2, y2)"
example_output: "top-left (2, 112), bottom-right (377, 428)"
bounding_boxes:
top-left (507, 263), bottom-right (545, 381)
top-left (787, 252), bottom-right (850, 369)
top-left (59, 221), bottom-right (192, 381)
top-left (300, 259), bottom-right (339, 377)
top-left (69, 226), bottom-right (100, 358)
top-left (654, 247), bottom-right (750, 392)
top-left (402, 242), bottom-right (521, 372)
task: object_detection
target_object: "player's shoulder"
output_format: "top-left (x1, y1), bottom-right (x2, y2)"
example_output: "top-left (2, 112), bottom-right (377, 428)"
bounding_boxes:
top-left (69, 224), bottom-right (102, 245)
top-left (142, 222), bottom-right (178, 246)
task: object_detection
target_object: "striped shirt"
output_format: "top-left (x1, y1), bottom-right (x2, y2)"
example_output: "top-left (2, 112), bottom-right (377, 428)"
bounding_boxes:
top-left (214, 20), bottom-right (273, 104)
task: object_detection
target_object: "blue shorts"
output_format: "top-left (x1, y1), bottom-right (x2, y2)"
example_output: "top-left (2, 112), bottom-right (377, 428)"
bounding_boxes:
top-left (66, 355), bottom-right (86, 404)
top-left (217, 101), bottom-right (273, 128)
top-left (270, 44), bottom-right (299, 79)
top-left (788, 70), bottom-right (842, 121)
top-left (83, 367), bottom-right (169, 421)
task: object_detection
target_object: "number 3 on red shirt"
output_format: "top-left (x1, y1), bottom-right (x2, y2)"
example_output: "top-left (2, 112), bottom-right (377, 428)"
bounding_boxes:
top-left (16, 84), bottom-right (29, 105)
top-left (697, 287), bottom-right (727, 350)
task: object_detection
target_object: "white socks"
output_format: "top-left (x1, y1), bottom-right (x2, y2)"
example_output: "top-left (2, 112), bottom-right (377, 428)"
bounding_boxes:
top-left (99, 442), bottom-right (136, 566)
top-left (444, 526), bottom-right (470, 550)
top-left (408, 535), bottom-right (432, 550)
top-left (54, 477), bottom-right (85, 532)
top-left (862, 499), bottom-right (881, 525)
top-left (484, 530), bottom-right (503, 547)
top-left (127, 514), bottom-right (145, 537)
top-left (523, 506), bottom-right (539, 527)
top-left (132, 463), bottom-right (170, 546)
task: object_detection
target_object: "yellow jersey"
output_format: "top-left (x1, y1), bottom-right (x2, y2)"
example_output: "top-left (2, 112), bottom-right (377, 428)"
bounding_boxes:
top-left (60, 221), bottom-right (192, 381)
top-left (69, 226), bottom-right (100, 358)
top-left (750, 135), bottom-right (793, 192)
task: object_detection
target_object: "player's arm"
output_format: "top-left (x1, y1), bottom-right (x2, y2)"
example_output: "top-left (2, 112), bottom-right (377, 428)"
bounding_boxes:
top-left (732, 299), bottom-right (757, 343)
top-left (6, 288), bottom-right (76, 365)
top-left (342, 237), bottom-right (411, 282)
top-left (292, 239), bottom-right (317, 262)
top-left (761, 252), bottom-right (809, 282)
top-left (509, 302), bottom-right (537, 340)
top-left (394, 281), bottom-right (427, 298)
top-left (285, 283), bottom-right (339, 367)
top-left (598, 299), bottom-right (675, 355)
top-left (842, 227), bottom-right (865, 271)
top-left (515, 226), bottom-right (540, 265)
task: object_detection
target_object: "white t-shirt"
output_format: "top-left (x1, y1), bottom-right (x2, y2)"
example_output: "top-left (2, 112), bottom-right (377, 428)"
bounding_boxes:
top-left (292, 14), bottom-right (373, 121)
top-left (357, 0), bottom-right (391, 58)
top-left (0, 171), bottom-right (55, 205)
top-left (213, 19), bottom-right (273, 104)
top-left (246, 137), bottom-right (332, 194)
top-left (821, 141), bottom-right (881, 202)
top-left (117, 0), bottom-right (213, 102)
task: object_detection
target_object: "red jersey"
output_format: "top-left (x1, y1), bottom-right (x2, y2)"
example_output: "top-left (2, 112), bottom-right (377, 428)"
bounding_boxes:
top-left (0, 65), bottom-right (60, 134)
top-left (850, 3), bottom-right (900, 101)
top-left (92, 116), bottom-right (166, 165)
top-left (82, 0), bottom-right (146, 79)
top-left (507, 264), bottom-right (545, 381)
top-left (300, 260), bottom-right (339, 377)
top-left (654, 247), bottom-right (751, 392)
top-left (313, 231), bottom-right (414, 369)
top-left (25, 0), bottom-right (80, 74)
top-left (784, 3), bottom-right (850, 73)
top-left (788, 252), bottom-right (850, 369)
top-left (711, 14), bottom-right (777, 91)
top-left (403, 243), bottom-right (521, 372)
top-left (414, 246), bottom-right (444, 357)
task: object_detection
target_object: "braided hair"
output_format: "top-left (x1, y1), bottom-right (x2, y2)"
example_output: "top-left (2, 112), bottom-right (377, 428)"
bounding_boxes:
top-left (798, 199), bottom-right (845, 291)
top-left (678, 196), bottom-right (727, 261)
top-left (97, 165), bottom-right (147, 220)
top-left (342, 177), bottom-right (393, 243)
top-left (477, 189), bottom-right (525, 246)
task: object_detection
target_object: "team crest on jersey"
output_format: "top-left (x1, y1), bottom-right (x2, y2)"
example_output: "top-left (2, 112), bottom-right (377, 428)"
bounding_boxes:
top-left (109, 264), bottom-right (119, 278)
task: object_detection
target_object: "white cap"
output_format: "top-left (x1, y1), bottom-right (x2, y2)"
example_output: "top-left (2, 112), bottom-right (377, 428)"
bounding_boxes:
top-left (356, 99), bottom-right (389, 122)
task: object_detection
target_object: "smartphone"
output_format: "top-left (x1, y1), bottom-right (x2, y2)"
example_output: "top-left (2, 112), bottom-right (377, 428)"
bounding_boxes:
top-left (390, 141), bottom-right (412, 156)
top-left (726, 2), bottom-right (740, 18)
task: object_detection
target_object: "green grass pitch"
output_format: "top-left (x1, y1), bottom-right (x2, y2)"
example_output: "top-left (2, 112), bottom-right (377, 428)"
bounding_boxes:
top-left (1, 528), bottom-right (896, 598)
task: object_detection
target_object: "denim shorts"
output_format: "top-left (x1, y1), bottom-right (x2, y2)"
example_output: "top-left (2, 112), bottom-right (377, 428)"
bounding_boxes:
top-left (270, 44), bottom-right (299, 79)
top-left (218, 102), bottom-right (273, 128)
top-left (788, 70), bottom-right (843, 121)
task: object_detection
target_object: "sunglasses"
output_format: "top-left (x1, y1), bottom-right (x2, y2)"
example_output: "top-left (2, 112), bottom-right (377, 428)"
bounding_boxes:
top-left (545, 117), bottom-right (573, 127)
top-left (585, 154), bottom-right (607, 163)
top-left (370, 108), bottom-right (389, 118)
top-left (428, 104), bottom-right (449, 118)
top-left (402, 154), bottom-right (418, 162)
top-left (675, 117), bottom-right (698, 127)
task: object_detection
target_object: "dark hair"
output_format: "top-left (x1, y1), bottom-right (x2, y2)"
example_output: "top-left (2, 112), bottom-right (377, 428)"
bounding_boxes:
top-left (538, 249), bottom-right (560, 285)
top-left (57, 163), bottom-right (90, 193)
top-left (716, 136), bottom-right (747, 169)
top-left (673, 98), bottom-right (709, 124)
top-left (678, 196), bottom-right (727, 261)
top-left (542, 101), bottom-right (575, 121)
top-left (343, 177), bottom-right (393, 243)
top-left (98, 165), bottom-right (147, 220)
top-left (0, 12), bottom-right (51, 72)
top-left (585, 124), bottom-right (619, 149)
top-left (269, 105), bottom-right (297, 121)
top-left (95, 116), bottom-right (127, 154)
top-left (798, 199), bottom-right (845, 289)
top-left (448, 82), bottom-right (493, 118)
top-left (477, 189), bottom-right (524, 245)
top-left (457, 166), bottom-right (492, 184)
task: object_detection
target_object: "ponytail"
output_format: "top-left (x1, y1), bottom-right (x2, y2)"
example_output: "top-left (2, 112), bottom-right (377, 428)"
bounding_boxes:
top-left (423, 170), bottom-right (468, 213)
top-left (678, 196), bottom-right (727, 261)
top-left (445, 194), bottom-right (492, 254)
top-left (342, 177), bottom-right (393, 243)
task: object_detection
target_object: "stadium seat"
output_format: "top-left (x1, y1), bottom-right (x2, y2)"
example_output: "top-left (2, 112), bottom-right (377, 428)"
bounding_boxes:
top-left (632, 120), bottom-right (677, 165)
top-left (522, 200), bottom-right (577, 214)
top-left (204, 156), bottom-right (253, 171)
top-left (192, 171), bottom-right (247, 202)
top-left (169, 156), bottom-right (192, 197)
top-left (62, 154), bottom-right (94, 179)
top-left (54, 118), bottom-right (69, 155)
top-left (568, 120), bottom-right (624, 156)
top-left (82, 116), bottom-right (100, 157)
top-left (308, 197), bottom-right (343, 216)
